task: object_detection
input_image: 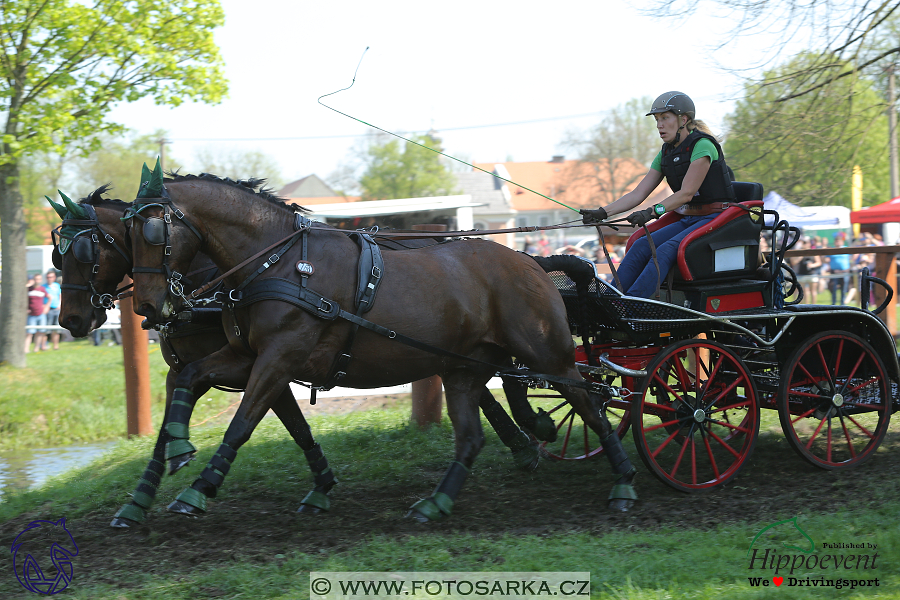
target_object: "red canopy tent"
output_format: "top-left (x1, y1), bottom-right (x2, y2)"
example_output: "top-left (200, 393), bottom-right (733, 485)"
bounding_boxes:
top-left (850, 195), bottom-right (900, 223)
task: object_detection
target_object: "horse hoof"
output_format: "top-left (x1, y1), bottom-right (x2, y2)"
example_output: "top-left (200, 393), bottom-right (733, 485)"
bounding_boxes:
top-left (297, 504), bottom-right (323, 515)
top-left (513, 443), bottom-right (541, 472)
top-left (109, 517), bottom-right (138, 528)
top-left (167, 452), bottom-right (195, 475)
top-left (405, 509), bottom-right (432, 523)
top-left (167, 499), bottom-right (203, 516)
top-left (608, 498), bottom-right (634, 512)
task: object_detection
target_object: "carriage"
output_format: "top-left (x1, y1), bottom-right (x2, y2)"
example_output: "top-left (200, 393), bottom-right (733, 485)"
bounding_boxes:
top-left (527, 182), bottom-right (899, 492)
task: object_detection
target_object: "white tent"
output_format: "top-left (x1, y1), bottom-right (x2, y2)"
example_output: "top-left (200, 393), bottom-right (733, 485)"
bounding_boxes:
top-left (763, 192), bottom-right (851, 230)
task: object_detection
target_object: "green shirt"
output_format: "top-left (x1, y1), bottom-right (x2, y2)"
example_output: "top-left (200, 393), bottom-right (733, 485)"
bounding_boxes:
top-left (650, 137), bottom-right (718, 172)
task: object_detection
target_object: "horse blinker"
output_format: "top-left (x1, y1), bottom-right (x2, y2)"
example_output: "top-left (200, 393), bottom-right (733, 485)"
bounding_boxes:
top-left (143, 217), bottom-right (167, 246)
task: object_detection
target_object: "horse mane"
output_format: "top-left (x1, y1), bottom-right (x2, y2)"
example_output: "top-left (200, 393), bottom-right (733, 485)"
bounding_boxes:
top-left (165, 171), bottom-right (310, 214)
top-left (80, 184), bottom-right (132, 209)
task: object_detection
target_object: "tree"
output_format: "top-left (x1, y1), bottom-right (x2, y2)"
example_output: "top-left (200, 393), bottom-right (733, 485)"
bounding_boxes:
top-left (642, 1), bottom-right (900, 101)
top-left (561, 96), bottom-right (659, 208)
top-left (359, 133), bottom-right (458, 200)
top-left (0, 0), bottom-right (228, 368)
top-left (725, 54), bottom-right (891, 207)
top-left (193, 146), bottom-right (284, 190)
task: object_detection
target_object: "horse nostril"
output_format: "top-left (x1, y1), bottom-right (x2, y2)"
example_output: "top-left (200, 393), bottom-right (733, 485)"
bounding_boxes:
top-left (63, 314), bottom-right (82, 331)
top-left (136, 303), bottom-right (156, 318)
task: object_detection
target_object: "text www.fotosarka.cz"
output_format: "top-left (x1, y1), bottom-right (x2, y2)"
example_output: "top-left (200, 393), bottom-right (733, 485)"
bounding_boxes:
top-left (309, 572), bottom-right (590, 599)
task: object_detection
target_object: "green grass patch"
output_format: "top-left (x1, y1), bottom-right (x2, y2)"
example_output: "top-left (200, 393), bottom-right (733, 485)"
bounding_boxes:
top-left (0, 339), bottom-right (240, 451)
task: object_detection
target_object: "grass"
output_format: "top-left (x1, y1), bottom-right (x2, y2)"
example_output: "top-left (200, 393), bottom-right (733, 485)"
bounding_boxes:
top-left (0, 339), bottom-right (241, 451)
top-left (0, 408), bottom-right (897, 600)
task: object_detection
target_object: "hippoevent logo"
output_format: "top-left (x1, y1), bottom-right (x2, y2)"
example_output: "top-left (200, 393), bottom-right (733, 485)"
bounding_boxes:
top-left (746, 517), bottom-right (879, 590)
top-left (11, 518), bottom-right (79, 595)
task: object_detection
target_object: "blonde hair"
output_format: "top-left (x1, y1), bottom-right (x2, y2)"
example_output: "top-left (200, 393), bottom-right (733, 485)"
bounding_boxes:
top-left (685, 118), bottom-right (719, 140)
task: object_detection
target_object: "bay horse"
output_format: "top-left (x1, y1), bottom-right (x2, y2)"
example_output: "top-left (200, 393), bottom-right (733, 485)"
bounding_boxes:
top-left (48, 186), bottom-right (546, 526)
top-left (126, 171), bottom-right (637, 521)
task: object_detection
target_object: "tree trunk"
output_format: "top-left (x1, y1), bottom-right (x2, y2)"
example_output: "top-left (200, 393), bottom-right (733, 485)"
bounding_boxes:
top-left (0, 159), bottom-right (28, 368)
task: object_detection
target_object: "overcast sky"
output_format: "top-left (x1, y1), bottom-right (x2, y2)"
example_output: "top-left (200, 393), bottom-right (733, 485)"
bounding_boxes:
top-left (108, 0), bottom-right (796, 187)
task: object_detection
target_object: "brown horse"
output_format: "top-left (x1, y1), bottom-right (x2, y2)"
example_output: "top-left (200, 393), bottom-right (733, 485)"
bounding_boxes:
top-left (49, 186), bottom-right (546, 526)
top-left (127, 172), bottom-right (637, 520)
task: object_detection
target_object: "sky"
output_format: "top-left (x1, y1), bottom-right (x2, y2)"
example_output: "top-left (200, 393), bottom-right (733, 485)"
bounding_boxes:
top-left (108, 0), bottom-right (796, 189)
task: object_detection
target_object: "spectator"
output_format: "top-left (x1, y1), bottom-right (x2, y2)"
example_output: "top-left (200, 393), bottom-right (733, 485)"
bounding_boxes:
top-left (829, 234), bottom-right (850, 304)
top-left (92, 301), bottom-right (122, 346)
top-left (43, 270), bottom-right (62, 350)
top-left (25, 274), bottom-right (49, 353)
top-left (522, 236), bottom-right (538, 254)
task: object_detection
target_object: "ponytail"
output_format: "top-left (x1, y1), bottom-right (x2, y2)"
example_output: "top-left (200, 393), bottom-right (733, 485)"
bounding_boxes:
top-left (686, 118), bottom-right (718, 140)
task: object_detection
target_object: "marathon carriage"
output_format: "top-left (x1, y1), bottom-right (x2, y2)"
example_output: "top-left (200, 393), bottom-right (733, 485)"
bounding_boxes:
top-left (529, 182), bottom-right (899, 492)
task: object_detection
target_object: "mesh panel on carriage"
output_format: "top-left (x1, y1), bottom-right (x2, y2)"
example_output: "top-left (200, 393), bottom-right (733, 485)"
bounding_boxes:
top-left (533, 254), bottom-right (706, 336)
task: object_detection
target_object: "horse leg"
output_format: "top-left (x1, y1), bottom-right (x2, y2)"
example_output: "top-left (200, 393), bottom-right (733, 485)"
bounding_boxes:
top-left (163, 374), bottom-right (212, 475)
top-left (166, 350), bottom-right (291, 516)
top-left (553, 377), bottom-right (637, 511)
top-left (479, 388), bottom-right (541, 471)
top-left (269, 388), bottom-right (338, 514)
top-left (408, 370), bottom-right (488, 522)
top-left (109, 368), bottom-right (179, 528)
top-left (501, 375), bottom-right (558, 442)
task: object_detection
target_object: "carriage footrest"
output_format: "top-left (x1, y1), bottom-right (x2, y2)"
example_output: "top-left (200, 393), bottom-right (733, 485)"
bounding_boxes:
top-left (667, 279), bottom-right (768, 313)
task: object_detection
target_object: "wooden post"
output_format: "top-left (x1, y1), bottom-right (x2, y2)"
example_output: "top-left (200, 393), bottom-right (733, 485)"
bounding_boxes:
top-left (118, 276), bottom-right (153, 437)
top-left (873, 252), bottom-right (897, 334)
top-left (410, 224), bottom-right (446, 428)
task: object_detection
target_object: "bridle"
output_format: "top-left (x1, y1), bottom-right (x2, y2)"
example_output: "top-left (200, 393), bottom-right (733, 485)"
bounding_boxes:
top-left (52, 203), bottom-right (132, 310)
top-left (123, 190), bottom-right (204, 310)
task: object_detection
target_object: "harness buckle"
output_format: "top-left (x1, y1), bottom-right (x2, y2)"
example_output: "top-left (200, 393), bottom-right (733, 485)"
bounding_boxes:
top-left (269, 254), bottom-right (280, 264)
top-left (228, 289), bottom-right (243, 303)
top-left (104, 233), bottom-right (114, 243)
top-left (371, 266), bottom-right (382, 279)
top-left (335, 371), bottom-right (347, 380)
top-left (171, 272), bottom-right (182, 281)
top-left (174, 209), bottom-right (185, 220)
top-left (165, 246), bottom-right (172, 256)
top-left (164, 213), bottom-right (171, 224)
top-left (317, 299), bottom-right (333, 313)
top-left (92, 233), bottom-right (99, 243)
top-left (92, 264), bottom-right (100, 274)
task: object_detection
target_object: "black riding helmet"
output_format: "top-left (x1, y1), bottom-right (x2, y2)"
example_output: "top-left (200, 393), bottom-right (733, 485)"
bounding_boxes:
top-left (647, 91), bottom-right (695, 145)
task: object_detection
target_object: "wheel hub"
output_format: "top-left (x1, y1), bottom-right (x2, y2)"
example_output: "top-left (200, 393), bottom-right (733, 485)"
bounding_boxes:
top-left (693, 408), bottom-right (706, 423)
top-left (832, 393), bottom-right (844, 407)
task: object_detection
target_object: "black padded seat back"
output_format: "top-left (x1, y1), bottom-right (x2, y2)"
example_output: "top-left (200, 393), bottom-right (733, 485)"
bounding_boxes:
top-left (732, 181), bottom-right (764, 202)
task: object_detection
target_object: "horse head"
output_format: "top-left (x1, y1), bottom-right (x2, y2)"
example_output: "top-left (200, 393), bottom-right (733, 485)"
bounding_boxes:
top-left (46, 187), bottom-right (133, 338)
top-left (127, 197), bottom-right (206, 324)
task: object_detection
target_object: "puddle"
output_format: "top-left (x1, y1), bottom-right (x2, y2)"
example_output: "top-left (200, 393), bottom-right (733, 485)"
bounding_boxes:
top-left (0, 441), bottom-right (118, 498)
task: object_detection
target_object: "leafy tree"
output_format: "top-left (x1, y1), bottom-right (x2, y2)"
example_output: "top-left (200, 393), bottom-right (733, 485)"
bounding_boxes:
top-left (359, 133), bottom-right (458, 200)
top-left (0, 0), bottom-right (228, 368)
top-left (562, 96), bottom-right (659, 207)
top-left (192, 146), bottom-right (284, 190)
top-left (725, 54), bottom-right (891, 207)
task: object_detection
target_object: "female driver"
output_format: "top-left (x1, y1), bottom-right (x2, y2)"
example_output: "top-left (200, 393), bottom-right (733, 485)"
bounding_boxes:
top-left (581, 92), bottom-right (736, 298)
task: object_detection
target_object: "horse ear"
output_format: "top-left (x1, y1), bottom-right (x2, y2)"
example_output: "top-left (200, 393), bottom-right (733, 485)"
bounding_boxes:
top-left (46, 195), bottom-right (68, 219)
top-left (59, 190), bottom-right (85, 219)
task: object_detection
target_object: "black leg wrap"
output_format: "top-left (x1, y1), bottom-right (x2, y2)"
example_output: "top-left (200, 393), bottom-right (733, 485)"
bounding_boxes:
top-left (601, 432), bottom-right (635, 478)
top-left (304, 443), bottom-right (324, 464)
top-left (304, 443), bottom-right (337, 493)
top-left (314, 468), bottom-right (336, 492)
top-left (480, 390), bottom-right (525, 448)
top-left (434, 461), bottom-right (469, 500)
top-left (196, 443), bottom-right (236, 497)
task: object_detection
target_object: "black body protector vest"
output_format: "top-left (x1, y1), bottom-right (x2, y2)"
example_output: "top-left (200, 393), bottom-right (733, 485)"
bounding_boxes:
top-left (659, 130), bottom-right (736, 205)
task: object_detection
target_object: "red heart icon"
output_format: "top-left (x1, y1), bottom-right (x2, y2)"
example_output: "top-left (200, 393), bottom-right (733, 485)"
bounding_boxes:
top-left (773, 577), bottom-right (783, 586)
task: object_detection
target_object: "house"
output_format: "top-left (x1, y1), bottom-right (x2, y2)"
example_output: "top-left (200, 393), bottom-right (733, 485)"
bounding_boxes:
top-left (467, 156), bottom-right (671, 250)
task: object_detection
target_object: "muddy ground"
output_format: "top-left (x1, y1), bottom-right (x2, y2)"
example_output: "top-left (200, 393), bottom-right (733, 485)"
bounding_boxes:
top-left (1, 394), bottom-right (897, 595)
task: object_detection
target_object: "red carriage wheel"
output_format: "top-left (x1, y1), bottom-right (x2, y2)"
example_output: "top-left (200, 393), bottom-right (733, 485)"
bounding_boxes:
top-left (525, 388), bottom-right (630, 461)
top-left (632, 338), bottom-right (760, 492)
top-left (778, 331), bottom-right (891, 469)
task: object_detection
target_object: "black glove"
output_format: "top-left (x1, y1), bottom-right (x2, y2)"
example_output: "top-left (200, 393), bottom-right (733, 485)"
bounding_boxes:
top-left (580, 207), bottom-right (608, 224)
top-left (626, 207), bottom-right (656, 227)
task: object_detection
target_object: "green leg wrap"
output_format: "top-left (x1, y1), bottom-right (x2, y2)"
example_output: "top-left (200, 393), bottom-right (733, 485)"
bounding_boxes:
top-left (113, 459), bottom-right (164, 524)
top-left (165, 389), bottom-right (196, 460)
top-left (409, 461), bottom-right (468, 521)
top-left (174, 486), bottom-right (208, 512)
top-left (300, 490), bottom-right (331, 511)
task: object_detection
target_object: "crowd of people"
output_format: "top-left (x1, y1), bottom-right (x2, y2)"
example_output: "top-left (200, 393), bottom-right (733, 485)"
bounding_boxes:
top-left (25, 269), bottom-right (123, 350)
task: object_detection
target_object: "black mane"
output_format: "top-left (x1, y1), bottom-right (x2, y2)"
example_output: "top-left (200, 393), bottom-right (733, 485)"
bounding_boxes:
top-left (165, 172), bottom-right (309, 214)
top-left (80, 184), bottom-right (131, 209)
